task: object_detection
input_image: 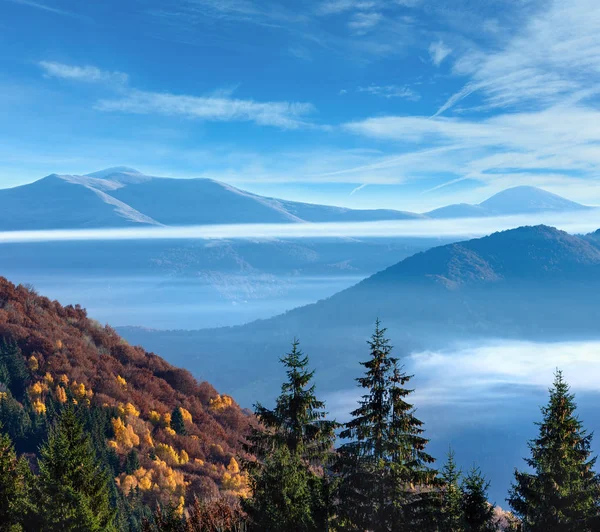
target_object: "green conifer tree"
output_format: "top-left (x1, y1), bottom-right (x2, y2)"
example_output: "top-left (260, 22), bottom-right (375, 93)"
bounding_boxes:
top-left (336, 320), bottom-right (436, 532)
top-left (508, 370), bottom-right (600, 531)
top-left (0, 427), bottom-right (33, 531)
top-left (0, 339), bottom-right (28, 401)
top-left (170, 407), bottom-right (187, 436)
top-left (462, 467), bottom-right (495, 531)
top-left (125, 448), bottom-right (140, 475)
top-left (439, 448), bottom-right (464, 532)
top-left (34, 406), bottom-right (117, 531)
top-left (245, 340), bottom-right (337, 532)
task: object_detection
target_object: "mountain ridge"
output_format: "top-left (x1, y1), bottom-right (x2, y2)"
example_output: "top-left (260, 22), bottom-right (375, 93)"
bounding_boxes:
top-left (0, 168), bottom-right (591, 231)
top-left (117, 225), bottom-right (600, 404)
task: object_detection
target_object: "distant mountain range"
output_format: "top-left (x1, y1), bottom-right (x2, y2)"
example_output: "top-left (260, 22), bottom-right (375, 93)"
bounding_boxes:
top-left (0, 167), bottom-right (591, 230)
top-left (119, 225), bottom-right (600, 404)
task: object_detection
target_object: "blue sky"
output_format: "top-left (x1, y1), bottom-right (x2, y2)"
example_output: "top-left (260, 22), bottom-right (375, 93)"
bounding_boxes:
top-left (1, 0), bottom-right (599, 211)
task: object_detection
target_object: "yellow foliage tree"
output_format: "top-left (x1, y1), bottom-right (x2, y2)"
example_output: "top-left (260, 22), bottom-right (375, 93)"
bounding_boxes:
top-left (151, 458), bottom-right (187, 496)
top-left (116, 375), bottom-right (127, 388)
top-left (149, 410), bottom-right (161, 425)
top-left (55, 386), bottom-right (67, 404)
top-left (180, 407), bottom-right (192, 424)
top-left (222, 457), bottom-right (250, 497)
top-left (72, 382), bottom-right (87, 400)
top-left (155, 443), bottom-right (180, 466)
top-left (28, 355), bottom-right (39, 372)
top-left (28, 382), bottom-right (43, 398)
top-left (112, 417), bottom-right (140, 451)
top-left (209, 394), bottom-right (233, 411)
top-left (59, 374), bottom-right (69, 385)
top-left (32, 400), bottom-right (46, 415)
top-left (43, 372), bottom-right (54, 385)
top-left (124, 403), bottom-right (140, 417)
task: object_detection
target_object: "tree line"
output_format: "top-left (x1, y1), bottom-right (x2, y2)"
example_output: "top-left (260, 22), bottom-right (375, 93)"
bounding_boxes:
top-left (1, 321), bottom-right (600, 530)
top-left (242, 321), bottom-right (600, 531)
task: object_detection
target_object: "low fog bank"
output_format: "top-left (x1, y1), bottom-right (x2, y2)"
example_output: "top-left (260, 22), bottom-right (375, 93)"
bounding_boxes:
top-left (0, 209), bottom-right (599, 242)
top-left (325, 339), bottom-right (600, 504)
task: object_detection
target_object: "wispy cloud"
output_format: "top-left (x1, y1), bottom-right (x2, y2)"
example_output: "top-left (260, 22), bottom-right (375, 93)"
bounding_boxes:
top-left (96, 89), bottom-right (316, 129)
top-left (438, 0), bottom-right (600, 114)
top-left (317, 0), bottom-right (378, 16)
top-left (39, 61), bottom-right (128, 85)
top-left (344, 104), bottom-right (600, 193)
top-left (357, 84), bottom-right (420, 100)
top-left (348, 11), bottom-right (382, 33)
top-left (428, 40), bottom-right (451, 66)
top-left (349, 183), bottom-right (368, 195)
top-left (6, 0), bottom-right (76, 17)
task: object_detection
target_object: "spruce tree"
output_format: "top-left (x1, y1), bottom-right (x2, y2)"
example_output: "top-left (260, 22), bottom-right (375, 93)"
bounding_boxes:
top-left (387, 360), bottom-right (437, 528)
top-left (170, 407), bottom-right (187, 436)
top-left (245, 340), bottom-right (337, 532)
top-left (336, 320), bottom-right (436, 531)
top-left (34, 406), bottom-right (117, 531)
top-left (462, 467), bottom-right (495, 531)
top-left (439, 448), bottom-right (464, 532)
top-left (0, 339), bottom-right (28, 401)
top-left (0, 427), bottom-right (32, 530)
top-left (508, 370), bottom-right (600, 531)
top-left (125, 449), bottom-right (140, 475)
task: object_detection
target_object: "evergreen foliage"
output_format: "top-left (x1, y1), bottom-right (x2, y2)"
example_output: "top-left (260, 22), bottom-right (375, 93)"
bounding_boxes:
top-left (336, 320), bottom-right (436, 531)
top-left (34, 406), bottom-right (117, 531)
top-left (508, 370), bottom-right (600, 531)
top-left (0, 339), bottom-right (29, 401)
top-left (462, 467), bottom-right (495, 531)
top-left (439, 448), bottom-right (464, 531)
top-left (171, 407), bottom-right (187, 436)
top-left (0, 427), bottom-right (33, 531)
top-left (245, 340), bottom-right (337, 531)
top-left (126, 449), bottom-right (141, 475)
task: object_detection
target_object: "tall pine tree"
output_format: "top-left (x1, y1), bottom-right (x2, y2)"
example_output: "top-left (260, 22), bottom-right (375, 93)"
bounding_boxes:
top-left (462, 467), bottom-right (495, 531)
top-left (438, 448), bottom-right (464, 532)
top-left (0, 426), bottom-right (33, 531)
top-left (34, 406), bottom-right (117, 531)
top-left (508, 370), bottom-right (600, 531)
top-left (245, 340), bottom-right (337, 532)
top-left (336, 320), bottom-right (435, 531)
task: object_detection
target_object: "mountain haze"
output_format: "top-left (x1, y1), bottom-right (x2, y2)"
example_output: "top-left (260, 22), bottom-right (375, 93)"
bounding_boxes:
top-left (119, 225), bottom-right (600, 403)
top-left (0, 169), bottom-right (590, 231)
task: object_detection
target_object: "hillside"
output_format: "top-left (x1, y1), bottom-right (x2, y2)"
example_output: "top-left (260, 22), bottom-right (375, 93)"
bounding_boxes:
top-left (119, 225), bottom-right (600, 404)
top-left (0, 276), bottom-right (252, 517)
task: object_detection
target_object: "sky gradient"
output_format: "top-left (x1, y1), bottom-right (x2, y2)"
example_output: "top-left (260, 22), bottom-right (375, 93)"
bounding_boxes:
top-left (1, 0), bottom-right (599, 211)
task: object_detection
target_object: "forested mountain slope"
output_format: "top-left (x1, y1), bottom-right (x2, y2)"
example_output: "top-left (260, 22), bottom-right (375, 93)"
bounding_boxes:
top-left (0, 277), bottom-right (251, 524)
